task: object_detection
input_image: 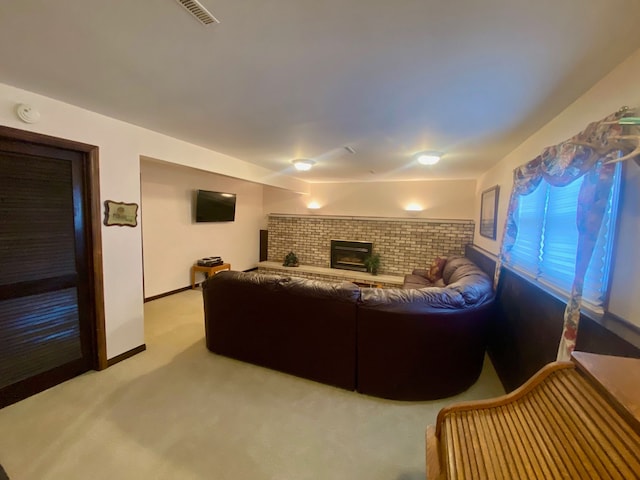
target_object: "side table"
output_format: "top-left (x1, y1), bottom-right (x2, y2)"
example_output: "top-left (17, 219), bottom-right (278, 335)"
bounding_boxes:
top-left (191, 263), bottom-right (231, 289)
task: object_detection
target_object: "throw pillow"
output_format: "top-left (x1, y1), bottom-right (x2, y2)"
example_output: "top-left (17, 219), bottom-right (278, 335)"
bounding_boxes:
top-left (426, 257), bottom-right (446, 282)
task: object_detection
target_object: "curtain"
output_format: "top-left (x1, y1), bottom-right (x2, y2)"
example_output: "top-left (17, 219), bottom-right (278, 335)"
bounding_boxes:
top-left (494, 109), bottom-right (635, 361)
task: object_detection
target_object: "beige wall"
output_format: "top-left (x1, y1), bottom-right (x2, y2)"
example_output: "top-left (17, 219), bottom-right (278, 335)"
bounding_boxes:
top-left (0, 82), bottom-right (301, 359)
top-left (140, 159), bottom-right (264, 298)
top-left (264, 179), bottom-right (476, 219)
top-left (3, 46), bottom-right (638, 357)
top-left (475, 47), bottom-right (640, 326)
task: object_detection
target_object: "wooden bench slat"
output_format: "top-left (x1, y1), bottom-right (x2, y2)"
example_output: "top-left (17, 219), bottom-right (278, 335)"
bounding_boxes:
top-left (562, 372), bottom-right (640, 478)
top-left (554, 372), bottom-right (630, 479)
top-left (543, 374), bottom-right (611, 479)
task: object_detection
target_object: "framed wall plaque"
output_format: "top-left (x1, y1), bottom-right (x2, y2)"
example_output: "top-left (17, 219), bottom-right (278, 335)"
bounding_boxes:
top-left (480, 185), bottom-right (499, 240)
top-left (104, 200), bottom-right (138, 227)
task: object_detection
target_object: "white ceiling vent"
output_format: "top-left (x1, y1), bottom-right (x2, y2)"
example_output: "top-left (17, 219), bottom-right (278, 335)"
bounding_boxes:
top-left (175, 0), bottom-right (219, 25)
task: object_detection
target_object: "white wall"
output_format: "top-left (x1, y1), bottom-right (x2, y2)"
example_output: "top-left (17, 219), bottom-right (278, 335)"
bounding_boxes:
top-left (140, 159), bottom-right (264, 297)
top-left (474, 47), bottom-right (640, 326)
top-left (0, 82), bottom-right (304, 359)
top-left (264, 179), bottom-right (476, 220)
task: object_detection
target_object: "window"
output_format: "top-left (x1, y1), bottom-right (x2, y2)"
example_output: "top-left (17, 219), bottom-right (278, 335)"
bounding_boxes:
top-left (506, 163), bottom-right (622, 313)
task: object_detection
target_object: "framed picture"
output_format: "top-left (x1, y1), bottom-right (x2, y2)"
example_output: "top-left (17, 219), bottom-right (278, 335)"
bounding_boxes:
top-left (104, 200), bottom-right (138, 227)
top-left (480, 185), bottom-right (499, 240)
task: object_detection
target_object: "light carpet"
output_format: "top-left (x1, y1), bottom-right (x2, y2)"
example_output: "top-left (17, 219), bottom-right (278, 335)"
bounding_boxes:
top-left (0, 289), bottom-right (504, 479)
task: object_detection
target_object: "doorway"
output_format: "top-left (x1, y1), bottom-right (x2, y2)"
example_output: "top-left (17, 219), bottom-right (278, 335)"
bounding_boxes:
top-left (0, 126), bottom-right (106, 409)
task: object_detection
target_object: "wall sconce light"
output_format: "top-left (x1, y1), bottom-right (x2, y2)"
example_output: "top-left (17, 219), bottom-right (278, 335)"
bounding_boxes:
top-left (415, 151), bottom-right (442, 165)
top-left (307, 201), bottom-right (321, 210)
top-left (405, 203), bottom-right (423, 216)
top-left (292, 159), bottom-right (316, 171)
top-left (405, 203), bottom-right (423, 212)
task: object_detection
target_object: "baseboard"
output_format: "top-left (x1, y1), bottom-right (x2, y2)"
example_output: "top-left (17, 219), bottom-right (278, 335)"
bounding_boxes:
top-left (107, 344), bottom-right (146, 367)
top-left (144, 286), bottom-right (191, 302)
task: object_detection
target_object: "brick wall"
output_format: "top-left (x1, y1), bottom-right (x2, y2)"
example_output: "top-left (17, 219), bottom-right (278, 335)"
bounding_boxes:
top-left (267, 215), bottom-right (474, 276)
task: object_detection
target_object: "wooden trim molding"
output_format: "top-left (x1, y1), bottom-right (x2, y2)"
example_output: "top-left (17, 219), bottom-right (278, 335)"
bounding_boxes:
top-left (107, 344), bottom-right (147, 367)
top-left (87, 146), bottom-right (108, 370)
top-left (0, 125), bottom-right (98, 152)
top-left (145, 286), bottom-right (192, 302)
top-left (0, 125), bottom-right (107, 371)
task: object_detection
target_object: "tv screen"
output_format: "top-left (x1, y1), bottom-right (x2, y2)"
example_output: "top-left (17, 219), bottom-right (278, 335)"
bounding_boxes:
top-left (195, 190), bottom-right (236, 222)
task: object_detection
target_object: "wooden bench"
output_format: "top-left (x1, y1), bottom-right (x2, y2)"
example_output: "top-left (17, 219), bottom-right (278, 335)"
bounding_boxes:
top-left (426, 352), bottom-right (640, 479)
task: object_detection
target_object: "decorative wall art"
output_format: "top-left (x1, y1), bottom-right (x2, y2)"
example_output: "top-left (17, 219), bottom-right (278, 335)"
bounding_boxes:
top-left (104, 200), bottom-right (138, 227)
top-left (479, 185), bottom-right (499, 240)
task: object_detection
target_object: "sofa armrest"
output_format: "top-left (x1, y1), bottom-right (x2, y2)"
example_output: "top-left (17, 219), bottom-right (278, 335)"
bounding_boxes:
top-left (411, 268), bottom-right (429, 277)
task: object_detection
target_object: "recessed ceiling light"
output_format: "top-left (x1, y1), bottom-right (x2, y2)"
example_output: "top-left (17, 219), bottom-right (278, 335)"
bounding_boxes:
top-left (292, 159), bottom-right (315, 171)
top-left (416, 151), bottom-right (442, 165)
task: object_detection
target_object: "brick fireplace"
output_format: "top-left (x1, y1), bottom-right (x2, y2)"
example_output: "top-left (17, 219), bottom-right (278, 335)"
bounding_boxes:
top-left (330, 240), bottom-right (373, 272)
top-left (266, 215), bottom-right (474, 276)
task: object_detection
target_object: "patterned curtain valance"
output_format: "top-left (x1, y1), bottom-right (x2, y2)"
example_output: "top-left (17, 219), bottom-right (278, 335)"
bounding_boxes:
top-left (495, 107), bottom-right (639, 361)
top-left (513, 108), bottom-right (637, 189)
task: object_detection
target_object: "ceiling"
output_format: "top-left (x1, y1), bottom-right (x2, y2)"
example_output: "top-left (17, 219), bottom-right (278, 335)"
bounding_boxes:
top-left (1, 1), bottom-right (640, 183)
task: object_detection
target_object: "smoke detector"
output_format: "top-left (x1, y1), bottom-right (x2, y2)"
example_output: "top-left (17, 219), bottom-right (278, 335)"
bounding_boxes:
top-left (15, 104), bottom-right (40, 124)
top-left (175, 0), bottom-right (219, 25)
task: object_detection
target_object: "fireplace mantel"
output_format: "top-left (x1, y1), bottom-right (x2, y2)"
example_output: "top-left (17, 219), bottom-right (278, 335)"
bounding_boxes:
top-left (268, 213), bottom-right (473, 224)
top-left (257, 261), bottom-right (404, 288)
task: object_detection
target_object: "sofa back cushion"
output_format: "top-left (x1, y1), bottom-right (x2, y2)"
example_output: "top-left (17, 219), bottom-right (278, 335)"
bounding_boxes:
top-left (442, 257), bottom-right (494, 305)
top-left (360, 285), bottom-right (466, 311)
top-left (279, 276), bottom-right (361, 302)
top-left (442, 256), bottom-right (475, 284)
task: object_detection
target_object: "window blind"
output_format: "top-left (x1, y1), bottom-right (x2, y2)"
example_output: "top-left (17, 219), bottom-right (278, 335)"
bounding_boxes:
top-left (506, 164), bottom-right (621, 311)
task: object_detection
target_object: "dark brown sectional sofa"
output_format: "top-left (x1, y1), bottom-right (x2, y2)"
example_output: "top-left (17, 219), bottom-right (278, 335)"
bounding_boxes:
top-left (202, 256), bottom-right (494, 400)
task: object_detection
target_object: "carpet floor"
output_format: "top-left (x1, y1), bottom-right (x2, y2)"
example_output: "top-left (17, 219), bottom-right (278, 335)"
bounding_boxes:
top-left (0, 289), bottom-right (504, 479)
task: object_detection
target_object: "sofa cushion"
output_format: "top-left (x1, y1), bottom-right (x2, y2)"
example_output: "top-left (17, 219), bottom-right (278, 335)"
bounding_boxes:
top-left (442, 256), bottom-right (476, 284)
top-left (360, 285), bottom-right (466, 310)
top-left (403, 273), bottom-right (432, 289)
top-left (426, 257), bottom-right (447, 282)
top-left (279, 276), bottom-right (361, 302)
top-left (447, 273), bottom-right (494, 305)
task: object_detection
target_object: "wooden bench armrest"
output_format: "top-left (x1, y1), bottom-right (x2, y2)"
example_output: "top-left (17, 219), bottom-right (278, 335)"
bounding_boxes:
top-left (434, 361), bottom-right (574, 437)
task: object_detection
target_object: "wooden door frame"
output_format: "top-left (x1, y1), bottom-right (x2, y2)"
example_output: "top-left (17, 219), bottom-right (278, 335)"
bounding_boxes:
top-left (0, 125), bottom-right (108, 370)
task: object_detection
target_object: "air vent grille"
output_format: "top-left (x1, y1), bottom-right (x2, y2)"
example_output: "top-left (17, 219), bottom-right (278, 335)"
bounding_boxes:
top-left (175, 0), bottom-right (219, 25)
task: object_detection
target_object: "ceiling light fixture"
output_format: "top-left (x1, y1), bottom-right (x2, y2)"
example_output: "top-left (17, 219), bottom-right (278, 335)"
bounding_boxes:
top-left (292, 159), bottom-right (315, 171)
top-left (416, 151), bottom-right (442, 166)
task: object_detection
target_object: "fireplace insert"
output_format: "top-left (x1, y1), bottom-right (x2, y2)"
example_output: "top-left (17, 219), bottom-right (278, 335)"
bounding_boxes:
top-left (330, 240), bottom-right (373, 272)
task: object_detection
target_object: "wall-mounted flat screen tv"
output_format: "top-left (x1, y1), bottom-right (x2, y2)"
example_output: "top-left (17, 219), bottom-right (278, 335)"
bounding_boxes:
top-left (195, 189), bottom-right (236, 222)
